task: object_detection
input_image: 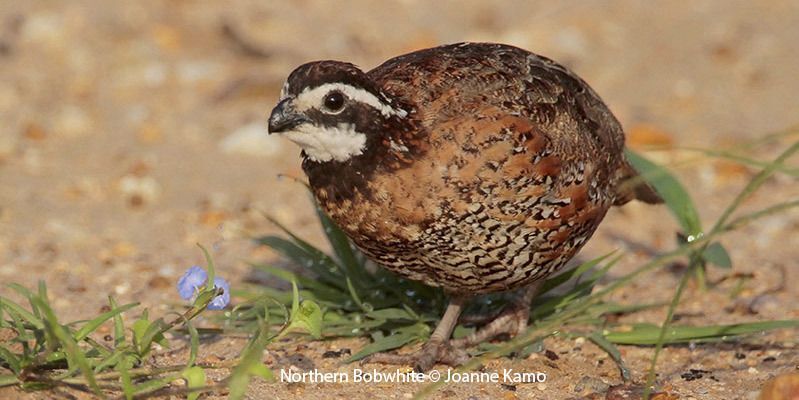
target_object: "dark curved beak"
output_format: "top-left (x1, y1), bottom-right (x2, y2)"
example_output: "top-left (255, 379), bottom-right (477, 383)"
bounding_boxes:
top-left (268, 98), bottom-right (307, 134)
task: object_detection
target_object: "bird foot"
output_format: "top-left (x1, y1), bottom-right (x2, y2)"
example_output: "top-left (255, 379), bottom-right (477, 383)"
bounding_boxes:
top-left (361, 339), bottom-right (469, 372)
top-left (450, 299), bottom-right (532, 348)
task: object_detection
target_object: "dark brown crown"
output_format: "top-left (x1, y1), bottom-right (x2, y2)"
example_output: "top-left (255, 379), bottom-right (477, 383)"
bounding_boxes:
top-left (284, 61), bottom-right (380, 97)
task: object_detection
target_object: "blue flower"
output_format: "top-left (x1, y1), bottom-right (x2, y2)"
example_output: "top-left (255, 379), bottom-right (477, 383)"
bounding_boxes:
top-left (177, 266), bottom-right (207, 300)
top-left (207, 277), bottom-right (230, 310)
top-left (176, 266), bottom-right (231, 310)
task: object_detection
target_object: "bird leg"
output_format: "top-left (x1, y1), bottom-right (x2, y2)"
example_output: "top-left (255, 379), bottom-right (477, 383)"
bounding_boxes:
top-left (362, 297), bottom-right (469, 371)
top-left (450, 282), bottom-right (542, 348)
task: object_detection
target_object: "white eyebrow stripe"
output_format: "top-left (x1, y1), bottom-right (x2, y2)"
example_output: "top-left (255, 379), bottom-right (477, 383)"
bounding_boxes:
top-left (293, 83), bottom-right (408, 118)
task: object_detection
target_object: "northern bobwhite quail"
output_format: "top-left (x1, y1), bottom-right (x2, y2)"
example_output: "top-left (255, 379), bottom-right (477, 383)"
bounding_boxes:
top-left (268, 42), bottom-right (661, 371)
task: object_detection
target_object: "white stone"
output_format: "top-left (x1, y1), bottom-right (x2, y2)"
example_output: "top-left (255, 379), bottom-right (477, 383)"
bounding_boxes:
top-left (219, 122), bottom-right (283, 157)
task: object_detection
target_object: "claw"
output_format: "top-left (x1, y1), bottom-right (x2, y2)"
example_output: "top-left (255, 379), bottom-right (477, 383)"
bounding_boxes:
top-left (361, 340), bottom-right (469, 372)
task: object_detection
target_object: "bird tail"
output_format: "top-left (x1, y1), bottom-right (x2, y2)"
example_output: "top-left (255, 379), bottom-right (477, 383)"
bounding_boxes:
top-left (613, 161), bottom-right (663, 206)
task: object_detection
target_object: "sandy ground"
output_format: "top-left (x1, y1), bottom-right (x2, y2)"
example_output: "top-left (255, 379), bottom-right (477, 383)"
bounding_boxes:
top-left (1, 1), bottom-right (798, 399)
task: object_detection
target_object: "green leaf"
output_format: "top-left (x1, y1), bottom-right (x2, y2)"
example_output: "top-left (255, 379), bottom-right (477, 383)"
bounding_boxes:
top-left (701, 242), bottom-right (732, 269)
top-left (604, 320), bottom-right (799, 345)
top-left (140, 319), bottom-right (169, 353)
top-left (625, 149), bottom-right (703, 237)
top-left (132, 315), bottom-right (151, 354)
top-left (182, 366), bottom-right (206, 400)
top-left (247, 363), bottom-right (274, 380)
top-left (132, 311), bottom-right (168, 358)
top-left (280, 283), bottom-right (323, 339)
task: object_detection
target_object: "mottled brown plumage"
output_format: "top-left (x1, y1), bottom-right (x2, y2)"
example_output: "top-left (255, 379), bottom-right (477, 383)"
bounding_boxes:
top-left (269, 42), bottom-right (660, 370)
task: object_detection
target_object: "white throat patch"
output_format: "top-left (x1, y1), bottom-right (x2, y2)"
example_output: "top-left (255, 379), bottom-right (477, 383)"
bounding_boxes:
top-left (281, 123), bottom-right (367, 163)
top-left (293, 83), bottom-right (407, 118)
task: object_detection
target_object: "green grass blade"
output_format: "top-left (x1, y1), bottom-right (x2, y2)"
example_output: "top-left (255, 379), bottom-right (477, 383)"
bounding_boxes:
top-left (725, 199), bottom-right (799, 232)
top-left (261, 217), bottom-right (343, 271)
top-left (347, 330), bottom-right (421, 362)
top-left (198, 244), bottom-right (217, 291)
top-left (32, 296), bottom-right (103, 397)
top-left (588, 332), bottom-right (631, 381)
top-left (676, 146), bottom-right (799, 177)
top-left (255, 236), bottom-right (347, 290)
top-left (711, 139), bottom-right (799, 232)
top-left (606, 320), bottom-right (799, 345)
top-left (0, 345), bottom-right (21, 374)
top-left (0, 374), bottom-right (19, 387)
top-left (131, 373), bottom-right (179, 397)
top-left (117, 355), bottom-right (134, 400)
top-left (93, 348), bottom-right (127, 374)
top-left (6, 283), bottom-right (42, 321)
top-left (109, 297), bottom-right (126, 349)
top-left (0, 296), bottom-right (44, 330)
top-left (253, 264), bottom-right (350, 304)
top-left (37, 281), bottom-right (47, 304)
top-left (187, 318), bottom-right (199, 367)
top-left (365, 308), bottom-right (417, 321)
top-left (73, 302), bottom-right (138, 342)
top-left (532, 258), bottom-right (617, 319)
top-left (228, 320), bottom-right (275, 400)
top-left (314, 202), bottom-right (363, 278)
top-left (539, 252), bottom-right (615, 295)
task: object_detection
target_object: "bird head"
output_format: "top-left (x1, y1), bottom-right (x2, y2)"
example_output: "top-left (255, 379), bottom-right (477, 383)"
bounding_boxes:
top-left (268, 61), bottom-right (409, 164)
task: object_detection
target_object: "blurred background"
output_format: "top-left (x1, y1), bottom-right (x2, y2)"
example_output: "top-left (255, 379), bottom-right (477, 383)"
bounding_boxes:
top-left (1, 0), bottom-right (798, 322)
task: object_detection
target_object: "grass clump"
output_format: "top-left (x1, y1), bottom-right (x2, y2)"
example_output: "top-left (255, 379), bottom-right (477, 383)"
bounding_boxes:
top-left (0, 245), bottom-right (320, 399)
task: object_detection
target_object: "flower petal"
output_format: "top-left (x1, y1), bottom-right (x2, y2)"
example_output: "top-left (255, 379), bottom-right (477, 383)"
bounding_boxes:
top-left (207, 276), bottom-right (231, 310)
top-left (177, 266), bottom-right (208, 300)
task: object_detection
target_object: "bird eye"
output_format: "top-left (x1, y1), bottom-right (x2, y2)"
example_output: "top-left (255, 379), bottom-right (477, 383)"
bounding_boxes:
top-left (323, 91), bottom-right (345, 113)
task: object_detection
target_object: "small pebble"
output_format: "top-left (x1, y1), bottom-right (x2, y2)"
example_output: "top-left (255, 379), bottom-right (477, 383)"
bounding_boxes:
top-left (322, 348), bottom-right (351, 358)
